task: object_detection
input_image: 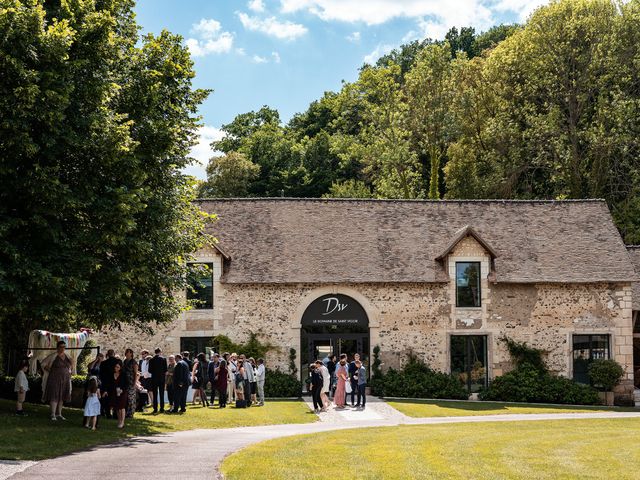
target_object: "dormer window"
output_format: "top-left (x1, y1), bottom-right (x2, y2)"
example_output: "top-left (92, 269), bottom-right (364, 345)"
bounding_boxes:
top-left (456, 262), bottom-right (481, 307)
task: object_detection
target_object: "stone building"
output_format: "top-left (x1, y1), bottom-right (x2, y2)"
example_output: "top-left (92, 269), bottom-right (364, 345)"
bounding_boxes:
top-left (95, 198), bottom-right (639, 401)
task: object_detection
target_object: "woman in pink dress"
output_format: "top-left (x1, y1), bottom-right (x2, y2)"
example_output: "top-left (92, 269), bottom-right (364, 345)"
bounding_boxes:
top-left (333, 358), bottom-right (348, 409)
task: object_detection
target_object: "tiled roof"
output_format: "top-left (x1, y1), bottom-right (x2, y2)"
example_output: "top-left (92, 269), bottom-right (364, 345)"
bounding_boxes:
top-left (196, 198), bottom-right (636, 285)
top-left (627, 246), bottom-right (640, 310)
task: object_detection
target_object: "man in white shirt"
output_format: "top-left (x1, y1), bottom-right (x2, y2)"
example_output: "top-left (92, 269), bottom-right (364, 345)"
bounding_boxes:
top-left (256, 358), bottom-right (266, 406)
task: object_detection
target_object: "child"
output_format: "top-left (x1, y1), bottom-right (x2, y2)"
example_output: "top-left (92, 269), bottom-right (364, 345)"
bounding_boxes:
top-left (354, 360), bottom-right (367, 409)
top-left (14, 360), bottom-right (29, 416)
top-left (83, 376), bottom-right (101, 430)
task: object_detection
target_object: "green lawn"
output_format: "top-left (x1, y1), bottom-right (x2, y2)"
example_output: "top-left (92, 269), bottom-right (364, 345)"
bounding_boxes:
top-left (387, 398), bottom-right (638, 417)
top-left (221, 419), bottom-right (640, 480)
top-left (0, 398), bottom-right (315, 460)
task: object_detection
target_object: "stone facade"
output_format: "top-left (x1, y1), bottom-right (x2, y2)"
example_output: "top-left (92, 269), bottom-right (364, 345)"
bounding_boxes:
top-left (95, 235), bottom-right (635, 401)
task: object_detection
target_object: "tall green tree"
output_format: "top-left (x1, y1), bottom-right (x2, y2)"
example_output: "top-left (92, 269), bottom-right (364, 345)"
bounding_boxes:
top-left (0, 0), bottom-right (210, 358)
top-left (405, 43), bottom-right (456, 199)
top-left (199, 152), bottom-right (260, 198)
top-left (445, 0), bottom-right (640, 241)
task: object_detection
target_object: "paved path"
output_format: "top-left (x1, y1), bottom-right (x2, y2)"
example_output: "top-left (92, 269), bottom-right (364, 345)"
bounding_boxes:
top-left (8, 400), bottom-right (640, 480)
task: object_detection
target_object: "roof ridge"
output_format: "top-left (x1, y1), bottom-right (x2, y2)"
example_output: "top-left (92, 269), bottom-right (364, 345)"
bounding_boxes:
top-left (196, 197), bottom-right (607, 204)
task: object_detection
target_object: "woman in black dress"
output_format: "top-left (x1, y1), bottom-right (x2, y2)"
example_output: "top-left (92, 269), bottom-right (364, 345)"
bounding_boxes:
top-left (107, 361), bottom-right (128, 428)
top-left (123, 349), bottom-right (138, 418)
top-left (192, 353), bottom-right (209, 408)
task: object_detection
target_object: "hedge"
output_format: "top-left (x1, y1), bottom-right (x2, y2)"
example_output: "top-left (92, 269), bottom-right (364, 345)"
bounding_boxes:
top-left (264, 368), bottom-right (302, 397)
top-left (479, 363), bottom-right (600, 405)
top-left (375, 357), bottom-right (468, 400)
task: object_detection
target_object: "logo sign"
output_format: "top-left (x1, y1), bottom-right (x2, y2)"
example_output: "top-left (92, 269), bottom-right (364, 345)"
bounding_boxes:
top-left (301, 294), bottom-right (368, 327)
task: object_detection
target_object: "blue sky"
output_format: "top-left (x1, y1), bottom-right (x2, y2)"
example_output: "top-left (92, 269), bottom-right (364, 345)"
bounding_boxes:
top-left (135, 0), bottom-right (548, 178)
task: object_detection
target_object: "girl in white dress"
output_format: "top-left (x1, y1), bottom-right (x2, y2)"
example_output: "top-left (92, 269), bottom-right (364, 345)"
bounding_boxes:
top-left (83, 376), bottom-right (101, 430)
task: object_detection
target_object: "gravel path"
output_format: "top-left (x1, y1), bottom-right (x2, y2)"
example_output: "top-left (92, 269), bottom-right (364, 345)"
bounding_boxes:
top-left (7, 399), bottom-right (640, 480)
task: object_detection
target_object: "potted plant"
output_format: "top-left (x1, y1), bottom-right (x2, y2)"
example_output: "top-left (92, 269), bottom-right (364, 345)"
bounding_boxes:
top-left (588, 359), bottom-right (624, 406)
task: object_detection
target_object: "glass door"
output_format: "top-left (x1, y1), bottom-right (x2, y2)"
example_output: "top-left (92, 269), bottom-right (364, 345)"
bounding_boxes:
top-left (450, 335), bottom-right (488, 393)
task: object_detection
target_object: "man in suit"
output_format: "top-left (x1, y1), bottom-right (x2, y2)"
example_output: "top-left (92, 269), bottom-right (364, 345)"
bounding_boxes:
top-left (148, 348), bottom-right (168, 413)
top-left (99, 349), bottom-right (118, 418)
top-left (171, 354), bottom-right (190, 413)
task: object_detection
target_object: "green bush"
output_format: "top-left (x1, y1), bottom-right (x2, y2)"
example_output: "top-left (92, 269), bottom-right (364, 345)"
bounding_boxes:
top-left (588, 359), bottom-right (625, 392)
top-left (376, 357), bottom-right (468, 400)
top-left (480, 363), bottom-right (600, 405)
top-left (264, 368), bottom-right (301, 397)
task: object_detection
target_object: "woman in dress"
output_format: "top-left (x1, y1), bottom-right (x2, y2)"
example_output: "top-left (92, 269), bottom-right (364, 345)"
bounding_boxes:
top-left (235, 360), bottom-right (245, 402)
top-left (166, 355), bottom-right (176, 411)
top-left (123, 348), bottom-right (138, 418)
top-left (192, 353), bottom-right (209, 408)
top-left (333, 358), bottom-right (348, 409)
top-left (42, 341), bottom-right (73, 421)
top-left (215, 359), bottom-right (228, 408)
top-left (108, 361), bottom-right (128, 428)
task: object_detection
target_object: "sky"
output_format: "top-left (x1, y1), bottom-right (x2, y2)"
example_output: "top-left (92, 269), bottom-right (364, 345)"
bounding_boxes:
top-left (134, 0), bottom-right (549, 179)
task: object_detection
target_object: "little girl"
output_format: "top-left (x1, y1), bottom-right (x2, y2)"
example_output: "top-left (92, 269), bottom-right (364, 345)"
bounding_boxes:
top-left (83, 376), bottom-right (101, 430)
top-left (14, 360), bottom-right (29, 416)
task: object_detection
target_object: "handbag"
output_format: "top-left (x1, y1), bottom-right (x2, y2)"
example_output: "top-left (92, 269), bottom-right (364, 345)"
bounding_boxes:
top-left (235, 399), bottom-right (247, 408)
top-left (345, 381), bottom-right (352, 394)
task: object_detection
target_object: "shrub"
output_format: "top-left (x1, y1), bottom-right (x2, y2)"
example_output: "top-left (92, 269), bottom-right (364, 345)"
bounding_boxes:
top-left (588, 359), bottom-right (625, 392)
top-left (264, 368), bottom-right (302, 397)
top-left (479, 363), bottom-right (600, 405)
top-left (480, 337), bottom-right (601, 405)
top-left (376, 356), bottom-right (468, 400)
top-left (370, 345), bottom-right (384, 396)
top-left (76, 339), bottom-right (97, 375)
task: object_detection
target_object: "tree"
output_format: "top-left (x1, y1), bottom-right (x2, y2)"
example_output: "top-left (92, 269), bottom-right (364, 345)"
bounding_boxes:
top-left (199, 152), bottom-right (260, 198)
top-left (323, 179), bottom-right (373, 198)
top-left (444, 0), bottom-right (640, 242)
top-left (213, 106), bottom-right (280, 154)
top-left (0, 0), bottom-right (210, 359)
top-left (349, 65), bottom-right (424, 198)
top-left (405, 43), bottom-right (456, 199)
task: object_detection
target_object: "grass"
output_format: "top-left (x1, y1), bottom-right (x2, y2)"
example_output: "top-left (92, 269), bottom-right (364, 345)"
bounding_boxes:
top-left (221, 418), bottom-right (640, 480)
top-left (387, 398), bottom-right (638, 417)
top-left (0, 398), bottom-right (315, 460)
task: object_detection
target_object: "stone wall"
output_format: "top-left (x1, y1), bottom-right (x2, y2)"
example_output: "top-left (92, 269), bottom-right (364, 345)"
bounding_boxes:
top-left (95, 240), bottom-right (634, 400)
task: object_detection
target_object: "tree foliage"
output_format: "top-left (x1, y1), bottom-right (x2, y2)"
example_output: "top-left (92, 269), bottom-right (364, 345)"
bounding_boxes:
top-left (0, 0), bottom-right (210, 357)
top-left (205, 0), bottom-right (640, 243)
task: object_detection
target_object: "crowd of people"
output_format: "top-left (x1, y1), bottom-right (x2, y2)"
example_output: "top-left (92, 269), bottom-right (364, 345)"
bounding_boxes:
top-left (308, 352), bottom-right (367, 412)
top-left (13, 341), bottom-right (267, 430)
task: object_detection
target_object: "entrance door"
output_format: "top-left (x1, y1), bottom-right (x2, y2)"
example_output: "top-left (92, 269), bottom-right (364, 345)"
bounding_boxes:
top-left (450, 335), bottom-right (488, 393)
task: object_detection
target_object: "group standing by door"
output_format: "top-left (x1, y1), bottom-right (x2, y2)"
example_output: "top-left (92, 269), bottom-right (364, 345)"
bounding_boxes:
top-left (309, 352), bottom-right (366, 412)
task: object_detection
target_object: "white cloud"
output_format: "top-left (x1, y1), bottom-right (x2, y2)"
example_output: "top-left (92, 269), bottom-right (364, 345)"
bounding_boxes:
top-left (252, 54), bottom-right (269, 63)
top-left (186, 125), bottom-right (224, 180)
top-left (192, 18), bottom-right (223, 39)
top-left (495, 0), bottom-right (547, 20)
top-left (272, 51), bottom-right (281, 63)
top-left (237, 12), bottom-right (308, 40)
top-left (280, 0), bottom-right (494, 28)
top-left (363, 43), bottom-right (394, 64)
top-left (248, 0), bottom-right (266, 12)
top-left (186, 18), bottom-right (234, 56)
top-left (346, 31), bottom-right (360, 43)
top-left (236, 47), bottom-right (247, 56)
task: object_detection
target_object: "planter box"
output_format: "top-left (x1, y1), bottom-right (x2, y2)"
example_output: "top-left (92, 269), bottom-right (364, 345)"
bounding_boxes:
top-left (598, 391), bottom-right (614, 406)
